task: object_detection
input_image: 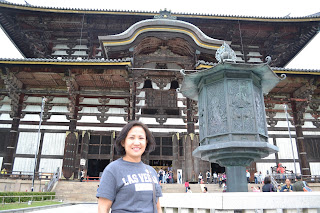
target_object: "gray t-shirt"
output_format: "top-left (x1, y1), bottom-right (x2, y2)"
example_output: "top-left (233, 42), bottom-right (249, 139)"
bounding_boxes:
top-left (96, 158), bottom-right (162, 213)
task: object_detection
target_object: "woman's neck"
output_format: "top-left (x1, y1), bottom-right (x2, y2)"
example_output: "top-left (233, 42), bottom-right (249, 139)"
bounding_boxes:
top-left (123, 155), bottom-right (141, 163)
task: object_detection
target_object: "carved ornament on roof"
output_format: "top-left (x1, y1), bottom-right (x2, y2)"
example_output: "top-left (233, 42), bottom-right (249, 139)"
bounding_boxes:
top-left (215, 42), bottom-right (237, 63)
top-left (155, 108), bottom-right (167, 125)
top-left (148, 46), bottom-right (179, 57)
top-left (66, 114), bottom-right (82, 121)
top-left (97, 105), bottom-right (110, 123)
top-left (291, 78), bottom-right (316, 126)
top-left (154, 9), bottom-right (177, 20)
top-left (265, 102), bottom-right (277, 127)
top-left (0, 68), bottom-right (24, 118)
top-left (98, 97), bottom-right (110, 105)
top-left (310, 100), bottom-right (320, 128)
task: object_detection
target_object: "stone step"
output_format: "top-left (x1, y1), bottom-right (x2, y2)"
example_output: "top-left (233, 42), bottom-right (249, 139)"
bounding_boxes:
top-left (53, 181), bottom-right (320, 202)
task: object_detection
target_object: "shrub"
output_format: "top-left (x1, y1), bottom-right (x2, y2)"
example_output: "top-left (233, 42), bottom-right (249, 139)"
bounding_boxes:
top-left (0, 192), bottom-right (55, 203)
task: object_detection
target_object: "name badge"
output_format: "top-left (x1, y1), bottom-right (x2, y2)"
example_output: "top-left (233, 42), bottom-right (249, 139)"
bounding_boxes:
top-left (135, 183), bottom-right (153, 191)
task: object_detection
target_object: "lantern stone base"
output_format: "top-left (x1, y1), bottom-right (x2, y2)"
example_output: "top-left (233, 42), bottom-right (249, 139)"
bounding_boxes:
top-left (225, 166), bottom-right (248, 192)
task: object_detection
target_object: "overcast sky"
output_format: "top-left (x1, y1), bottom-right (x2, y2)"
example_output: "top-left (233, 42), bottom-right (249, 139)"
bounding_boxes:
top-left (0, 0), bottom-right (319, 69)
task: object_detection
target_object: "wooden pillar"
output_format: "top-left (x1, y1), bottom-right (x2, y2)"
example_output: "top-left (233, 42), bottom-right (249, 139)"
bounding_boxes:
top-left (64, 73), bottom-right (80, 179)
top-left (290, 79), bottom-right (315, 177)
top-left (186, 98), bottom-right (195, 134)
top-left (191, 134), bottom-right (200, 180)
top-left (110, 131), bottom-right (115, 162)
top-left (4, 114), bottom-right (21, 171)
top-left (185, 98), bottom-right (198, 182)
top-left (132, 82), bottom-right (136, 121)
top-left (80, 131), bottom-right (90, 171)
top-left (273, 137), bottom-right (280, 166)
top-left (291, 101), bottom-right (311, 176)
top-left (185, 134), bottom-right (193, 182)
top-left (172, 133), bottom-right (179, 180)
top-left (1, 68), bottom-right (24, 171)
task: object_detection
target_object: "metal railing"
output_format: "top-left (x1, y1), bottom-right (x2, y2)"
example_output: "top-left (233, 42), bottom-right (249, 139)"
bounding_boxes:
top-left (270, 173), bottom-right (320, 183)
top-left (84, 176), bottom-right (101, 182)
top-left (0, 171), bottom-right (54, 180)
top-left (270, 175), bottom-right (279, 189)
top-left (43, 168), bottom-right (60, 192)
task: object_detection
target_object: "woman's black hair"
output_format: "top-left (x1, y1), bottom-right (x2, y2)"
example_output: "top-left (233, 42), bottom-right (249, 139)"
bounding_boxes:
top-left (264, 176), bottom-right (271, 184)
top-left (115, 121), bottom-right (156, 156)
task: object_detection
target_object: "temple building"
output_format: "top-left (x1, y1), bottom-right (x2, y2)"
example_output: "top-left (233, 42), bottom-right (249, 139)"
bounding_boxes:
top-left (0, 1), bottom-right (320, 181)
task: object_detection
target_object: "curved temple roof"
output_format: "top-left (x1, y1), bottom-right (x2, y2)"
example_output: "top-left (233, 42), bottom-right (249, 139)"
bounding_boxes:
top-left (0, 1), bottom-right (320, 21)
top-left (0, 2), bottom-right (319, 67)
top-left (99, 18), bottom-right (228, 54)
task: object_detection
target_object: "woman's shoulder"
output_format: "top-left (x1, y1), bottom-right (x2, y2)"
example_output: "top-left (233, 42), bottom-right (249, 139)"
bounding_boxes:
top-left (104, 159), bottom-right (124, 171)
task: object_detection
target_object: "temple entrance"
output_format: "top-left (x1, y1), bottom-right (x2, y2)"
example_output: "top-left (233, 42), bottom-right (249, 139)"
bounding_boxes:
top-left (211, 163), bottom-right (225, 174)
top-left (149, 160), bottom-right (172, 171)
top-left (88, 159), bottom-right (109, 179)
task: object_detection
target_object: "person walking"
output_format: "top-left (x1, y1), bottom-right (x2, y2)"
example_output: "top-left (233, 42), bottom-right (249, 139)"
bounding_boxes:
top-left (184, 180), bottom-right (189, 192)
top-left (206, 170), bottom-right (211, 184)
top-left (97, 121), bottom-right (162, 213)
top-left (213, 172), bottom-right (217, 184)
top-left (254, 171), bottom-right (259, 184)
top-left (198, 172), bottom-right (203, 184)
top-left (80, 169), bottom-right (85, 182)
top-left (246, 170), bottom-right (250, 183)
top-left (218, 174), bottom-right (223, 188)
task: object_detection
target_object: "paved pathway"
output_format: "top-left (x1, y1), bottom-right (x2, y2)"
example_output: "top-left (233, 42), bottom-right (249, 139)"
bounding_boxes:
top-left (32, 203), bottom-right (98, 213)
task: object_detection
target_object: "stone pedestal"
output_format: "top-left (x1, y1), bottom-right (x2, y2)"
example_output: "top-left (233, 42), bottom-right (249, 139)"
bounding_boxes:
top-left (180, 61), bottom-right (281, 192)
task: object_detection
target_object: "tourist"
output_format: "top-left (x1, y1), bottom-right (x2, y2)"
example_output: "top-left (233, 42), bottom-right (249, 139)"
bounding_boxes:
top-left (254, 171), bottom-right (259, 184)
top-left (252, 186), bottom-right (261, 192)
top-left (1, 168), bottom-right (7, 175)
top-left (277, 163), bottom-right (285, 182)
top-left (163, 171), bottom-right (168, 184)
top-left (262, 176), bottom-right (276, 192)
top-left (206, 170), bottom-right (211, 184)
top-left (177, 171), bottom-right (182, 184)
top-left (203, 186), bottom-right (208, 193)
top-left (258, 171), bottom-right (264, 184)
top-left (166, 171), bottom-right (170, 184)
top-left (158, 168), bottom-right (164, 183)
top-left (80, 169), bottom-right (85, 182)
top-left (293, 176), bottom-right (311, 192)
top-left (280, 178), bottom-right (293, 192)
top-left (169, 171), bottom-right (174, 183)
top-left (198, 172), bottom-right (203, 184)
top-left (97, 121), bottom-right (162, 213)
top-left (277, 184), bottom-right (281, 192)
top-left (213, 172), bottom-right (217, 184)
top-left (185, 180), bottom-right (190, 192)
top-left (187, 186), bottom-right (192, 193)
top-left (218, 173), bottom-right (223, 188)
top-left (222, 173), bottom-right (227, 185)
top-left (246, 170), bottom-right (250, 183)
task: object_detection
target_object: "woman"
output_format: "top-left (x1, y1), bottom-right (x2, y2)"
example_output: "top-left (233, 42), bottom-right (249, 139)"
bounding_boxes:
top-left (97, 121), bottom-right (162, 213)
top-left (184, 180), bottom-right (189, 192)
top-left (262, 176), bottom-right (276, 192)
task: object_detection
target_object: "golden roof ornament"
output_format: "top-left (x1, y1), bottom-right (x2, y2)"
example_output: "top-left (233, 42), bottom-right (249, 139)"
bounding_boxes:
top-left (154, 9), bottom-right (177, 20)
